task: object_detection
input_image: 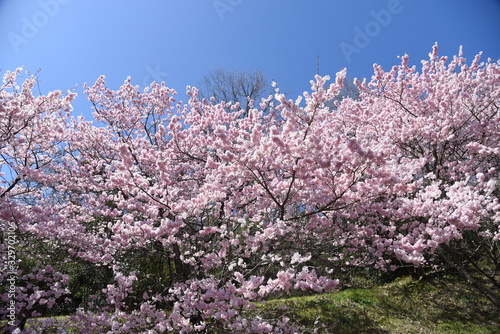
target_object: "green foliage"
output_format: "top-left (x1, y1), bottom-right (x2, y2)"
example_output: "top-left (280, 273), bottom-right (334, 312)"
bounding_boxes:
top-left (117, 243), bottom-right (176, 310)
top-left (65, 259), bottom-right (114, 311)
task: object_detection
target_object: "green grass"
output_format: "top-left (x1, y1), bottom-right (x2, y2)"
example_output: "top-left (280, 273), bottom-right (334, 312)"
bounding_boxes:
top-left (259, 274), bottom-right (500, 333)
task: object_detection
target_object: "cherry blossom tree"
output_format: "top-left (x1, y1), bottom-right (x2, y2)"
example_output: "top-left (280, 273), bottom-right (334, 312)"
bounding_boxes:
top-left (1, 44), bottom-right (499, 333)
top-left (335, 44), bottom-right (500, 306)
top-left (1, 68), bottom-right (75, 331)
top-left (52, 72), bottom-right (356, 332)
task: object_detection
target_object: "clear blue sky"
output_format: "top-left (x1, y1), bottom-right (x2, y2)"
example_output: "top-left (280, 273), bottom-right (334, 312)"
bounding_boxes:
top-left (1, 0), bottom-right (499, 116)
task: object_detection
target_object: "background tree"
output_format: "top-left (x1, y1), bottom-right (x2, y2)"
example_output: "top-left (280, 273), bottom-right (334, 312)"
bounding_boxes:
top-left (198, 67), bottom-right (271, 117)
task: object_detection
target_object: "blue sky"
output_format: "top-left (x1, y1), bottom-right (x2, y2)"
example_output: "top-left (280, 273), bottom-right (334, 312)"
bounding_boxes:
top-left (1, 0), bottom-right (499, 117)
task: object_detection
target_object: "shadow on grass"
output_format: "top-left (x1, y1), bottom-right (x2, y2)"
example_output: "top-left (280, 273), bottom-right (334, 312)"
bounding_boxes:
top-left (261, 274), bottom-right (499, 333)
top-left (366, 274), bottom-right (499, 333)
top-left (260, 290), bottom-right (390, 333)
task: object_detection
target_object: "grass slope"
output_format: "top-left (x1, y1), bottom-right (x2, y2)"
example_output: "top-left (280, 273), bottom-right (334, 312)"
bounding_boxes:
top-left (261, 274), bottom-right (499, 333)
top-left (6, 274), bottom-right (499, 333)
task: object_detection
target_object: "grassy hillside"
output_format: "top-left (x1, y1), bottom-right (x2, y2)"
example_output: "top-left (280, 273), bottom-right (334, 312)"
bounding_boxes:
top-left (8, 273), bottom-right (499, 333)
top-left (260, 274), bottom-right (499, 333)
